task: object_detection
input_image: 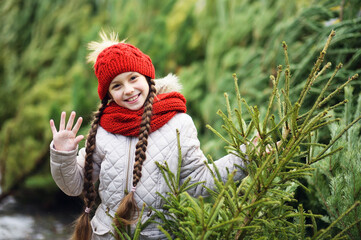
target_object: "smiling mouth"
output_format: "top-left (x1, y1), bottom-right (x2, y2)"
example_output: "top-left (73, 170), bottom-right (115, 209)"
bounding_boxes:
top-left (125, 94), bottom-right (140, 102)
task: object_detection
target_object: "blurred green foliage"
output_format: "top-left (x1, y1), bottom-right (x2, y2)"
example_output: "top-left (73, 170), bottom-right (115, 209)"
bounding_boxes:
top-left (306, 86), bottom-right (361, 238)
top-left (0, 0), bottom-right (360, 206)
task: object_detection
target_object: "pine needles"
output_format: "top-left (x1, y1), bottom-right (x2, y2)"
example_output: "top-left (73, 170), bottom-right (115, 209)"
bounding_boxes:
top-left (134, 30), bottom-right (361, 239)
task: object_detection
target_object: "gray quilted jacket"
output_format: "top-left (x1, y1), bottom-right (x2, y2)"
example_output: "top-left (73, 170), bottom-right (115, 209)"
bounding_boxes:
top-left (50, 75), bottom-right (247, 239)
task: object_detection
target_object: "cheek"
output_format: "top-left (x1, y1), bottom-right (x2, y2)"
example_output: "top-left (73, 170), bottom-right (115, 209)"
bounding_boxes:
top-left (109, 91), bottom-right (121, 102)
top-left (144, 86), bottom-right (150, 96)
top-left (108, 91), bottom-right (115, 99)
top-left (141, 83), bottom-right (150, 95)
top-left (111, 88), bottom-right (122, 96)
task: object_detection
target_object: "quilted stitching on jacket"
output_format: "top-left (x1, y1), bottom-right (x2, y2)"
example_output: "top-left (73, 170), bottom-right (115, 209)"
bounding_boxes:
top-left (50, 113), bottom-right (247, 239)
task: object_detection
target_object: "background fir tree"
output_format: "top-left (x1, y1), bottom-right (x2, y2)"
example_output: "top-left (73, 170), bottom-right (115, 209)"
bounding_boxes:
top-left (0, 3), bottom-right (360, 238)
top-left (306, 86), bottom-right (361, 239)
top-left (113, 31), bottom-right (361, 239)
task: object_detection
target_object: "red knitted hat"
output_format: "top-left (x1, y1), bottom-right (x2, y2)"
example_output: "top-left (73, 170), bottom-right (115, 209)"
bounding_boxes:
top-left (94, 43), bottom-right (155, 100)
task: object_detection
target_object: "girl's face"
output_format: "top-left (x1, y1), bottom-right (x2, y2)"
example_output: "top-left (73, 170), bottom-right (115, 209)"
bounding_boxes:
top-left (108, 72), bottom-right (150, 110)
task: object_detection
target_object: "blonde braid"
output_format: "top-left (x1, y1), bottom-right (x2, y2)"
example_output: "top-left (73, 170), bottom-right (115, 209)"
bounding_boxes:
top-left (71, 97), bottom-right (108, 240)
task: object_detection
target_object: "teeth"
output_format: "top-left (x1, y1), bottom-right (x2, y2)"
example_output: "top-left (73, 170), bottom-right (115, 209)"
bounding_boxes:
top-left (127, 95), bottom-right (138, 102)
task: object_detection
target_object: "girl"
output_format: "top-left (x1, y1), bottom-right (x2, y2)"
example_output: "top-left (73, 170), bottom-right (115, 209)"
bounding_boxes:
top-left (49, 32), bottom-right (247, 240)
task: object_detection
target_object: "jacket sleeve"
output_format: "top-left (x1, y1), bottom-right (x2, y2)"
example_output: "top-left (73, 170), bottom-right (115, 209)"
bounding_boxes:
top-left (49, 141), bottom-right (103, 196)
top-left (179, 114), bottom-right (247, 197)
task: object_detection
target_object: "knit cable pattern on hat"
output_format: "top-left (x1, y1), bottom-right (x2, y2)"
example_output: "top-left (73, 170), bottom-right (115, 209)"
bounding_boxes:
top-left (94, 43), bottom-right (155, 100)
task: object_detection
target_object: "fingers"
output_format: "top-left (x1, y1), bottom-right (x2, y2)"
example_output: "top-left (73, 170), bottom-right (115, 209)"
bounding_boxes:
top-left (265, 144), bottom-right (272, 154)
top-left (59, 111), bottom-right (66, 131)
top-left (49, 119), bottom-right (58, 135)
top-left (72, 116), bottom-right (83, 135)
top-left (75, 135), bottom-right (84, 145)
top-left (66, 111), bottom-right (76, 130)
top-left (252, 135), bottom-right (259, 145)
top-left (52, 111), bottom-right (83, 133)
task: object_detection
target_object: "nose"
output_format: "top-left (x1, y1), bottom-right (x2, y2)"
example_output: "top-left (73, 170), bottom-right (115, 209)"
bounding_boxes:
top-left (123, 83), bottom-right (134, 95)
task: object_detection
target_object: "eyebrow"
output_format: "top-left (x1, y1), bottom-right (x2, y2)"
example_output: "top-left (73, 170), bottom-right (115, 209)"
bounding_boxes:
top-left (111, 72), bottom-right (136, 84)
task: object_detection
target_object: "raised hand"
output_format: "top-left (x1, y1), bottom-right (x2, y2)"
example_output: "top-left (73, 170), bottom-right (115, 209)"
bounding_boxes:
top-left (50, 111), bottom-right (84, 151)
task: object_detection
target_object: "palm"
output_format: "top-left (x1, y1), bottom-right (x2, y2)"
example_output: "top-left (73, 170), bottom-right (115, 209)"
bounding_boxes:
top-left (50, 111), bottom-right (84, 151)
top-left (54, 130), bottom-right (78, 150)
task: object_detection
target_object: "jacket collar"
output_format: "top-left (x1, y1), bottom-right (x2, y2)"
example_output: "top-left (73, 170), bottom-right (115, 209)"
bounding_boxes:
top-left (155, 74), bottom-right (182, 94)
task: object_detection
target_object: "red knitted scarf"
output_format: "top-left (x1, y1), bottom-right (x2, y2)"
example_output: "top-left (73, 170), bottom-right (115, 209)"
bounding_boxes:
top-left (100, 92), bottom-right (187, 136)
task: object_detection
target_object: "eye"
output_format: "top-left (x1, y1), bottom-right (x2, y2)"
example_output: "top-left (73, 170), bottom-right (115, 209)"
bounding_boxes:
top-left (112, 84), bottom-right (121, 89)
top-left (130, 75), bottom-right (138, 81)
